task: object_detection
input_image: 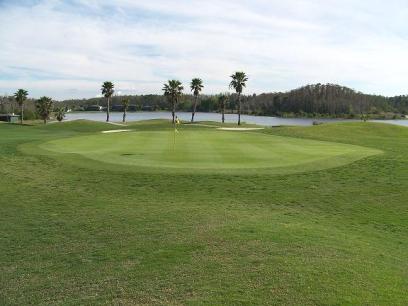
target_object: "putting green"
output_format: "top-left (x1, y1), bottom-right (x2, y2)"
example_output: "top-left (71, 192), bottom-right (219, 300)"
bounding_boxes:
top-left (39, 129), bottom-right (381, 173)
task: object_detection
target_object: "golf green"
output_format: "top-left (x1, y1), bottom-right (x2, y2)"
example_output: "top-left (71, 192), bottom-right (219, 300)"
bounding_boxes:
top-left (40, 129), bottom-right (380, 172)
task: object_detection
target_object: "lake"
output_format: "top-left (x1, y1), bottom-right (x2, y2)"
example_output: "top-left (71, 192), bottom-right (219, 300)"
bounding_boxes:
top-left (64, 111), bottom-right (408, 127)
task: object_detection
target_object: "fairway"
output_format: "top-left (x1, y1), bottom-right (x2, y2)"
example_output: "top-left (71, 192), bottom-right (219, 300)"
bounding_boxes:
top-left (1, 120), bottom-right (407, 305)
top-left (40, 129), bottom-right (380, 172)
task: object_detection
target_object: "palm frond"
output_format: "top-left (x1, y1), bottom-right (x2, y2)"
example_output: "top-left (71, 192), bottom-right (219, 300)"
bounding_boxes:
top-left (14, 89), bottom-right (28, 105)
top-left (229, 72), bottom-right (248, 94)
top-left (101, 81), bottom-right (115, 97)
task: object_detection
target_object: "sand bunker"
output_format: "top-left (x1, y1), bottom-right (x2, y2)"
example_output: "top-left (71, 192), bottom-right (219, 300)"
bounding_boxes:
top-left (107, 122), bottom-right (128, 126)
top-left (101, 129), bottom-right (132, 134)
top-left (217, 127), bottom-right (265, 131)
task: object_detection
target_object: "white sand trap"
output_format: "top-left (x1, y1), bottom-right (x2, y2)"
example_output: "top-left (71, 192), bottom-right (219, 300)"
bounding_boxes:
top-left (101, 129), bottom-right (132, 134)
top-left (217, 127), bottom-right (265, 131)
top-left (188, 123), bottom-right (219, 128)
top-left (107, 122), bottom-right (127, 126)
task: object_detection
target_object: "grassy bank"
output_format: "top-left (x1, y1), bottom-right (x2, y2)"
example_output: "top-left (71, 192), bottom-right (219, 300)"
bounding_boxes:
top-left (0, 120), bottom-right (407, 305)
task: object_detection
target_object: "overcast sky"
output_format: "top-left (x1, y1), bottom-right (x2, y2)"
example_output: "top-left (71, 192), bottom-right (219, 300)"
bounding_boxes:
top-left (1, 0), bottom-right (408, 100)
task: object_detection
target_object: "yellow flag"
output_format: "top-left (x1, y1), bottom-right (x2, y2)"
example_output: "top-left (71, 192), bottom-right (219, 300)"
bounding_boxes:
top-left (175, 118), bottom-right (180, 133)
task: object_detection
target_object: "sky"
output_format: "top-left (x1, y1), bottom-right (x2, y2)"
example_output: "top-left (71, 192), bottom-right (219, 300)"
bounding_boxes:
top-left (0, 0), bottom-right (408, 100)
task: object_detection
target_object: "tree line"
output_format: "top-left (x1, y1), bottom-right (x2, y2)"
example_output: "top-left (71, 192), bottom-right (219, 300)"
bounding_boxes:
top-left (101, 73), bottom-right (248, 124)
top-left (246, 84), bottom-right (407, 118)
top-left (0, 91), bottom-right (65, 124)
top-left (64, 83), bottom-right (408, 120)
top-left (2, 79), bottom-right (407, 125)
top-left (1, 72), bottom-right (249, 125)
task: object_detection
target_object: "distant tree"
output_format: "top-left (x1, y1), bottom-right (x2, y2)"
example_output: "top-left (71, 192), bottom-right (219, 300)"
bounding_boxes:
top-left (36, 96), bottom-right (53, 124)
top-left (229, 72), bottom-right (248, 125)
top-left (55, 107), bottom-right (66, 122)
top-left (122, 98), bottom-right (129, 123)
top-left (0, 95), bottom-right (5, 113)
top-left (162, 80), bottom-right (184, 124)
top-left (190, 78), bottom-right (204, 122)
top-left (101, 81), bottom-right (114, 122)
top-left (218, 94), bottom-right (229, 123)
top-left (13, 89), bottom-right (28, 125)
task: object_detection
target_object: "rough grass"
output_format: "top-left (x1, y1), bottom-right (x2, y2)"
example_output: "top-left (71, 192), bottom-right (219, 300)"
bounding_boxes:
top-left (0, 120), bottom-right (407, 305)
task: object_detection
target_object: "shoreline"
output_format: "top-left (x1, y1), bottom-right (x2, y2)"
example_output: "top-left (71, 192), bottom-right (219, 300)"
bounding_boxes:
top-left (66, 110), bottom-right (408, 121)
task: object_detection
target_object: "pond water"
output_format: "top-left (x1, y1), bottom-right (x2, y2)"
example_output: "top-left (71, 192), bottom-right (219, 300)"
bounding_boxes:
top-left (64, 111), bottom-right (408, 127)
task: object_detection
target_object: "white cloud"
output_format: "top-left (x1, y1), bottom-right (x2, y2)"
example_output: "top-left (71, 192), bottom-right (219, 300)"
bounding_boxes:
top-left (0, 0), bottom-right (407, 99)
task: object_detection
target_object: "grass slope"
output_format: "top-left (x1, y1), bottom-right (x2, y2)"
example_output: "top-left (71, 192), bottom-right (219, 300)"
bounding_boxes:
top-left (0, 120), bottom-right (407, 305)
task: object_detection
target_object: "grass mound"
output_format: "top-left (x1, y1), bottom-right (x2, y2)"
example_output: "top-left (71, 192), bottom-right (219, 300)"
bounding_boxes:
top-left (39, 128), bottom-right (380, 173)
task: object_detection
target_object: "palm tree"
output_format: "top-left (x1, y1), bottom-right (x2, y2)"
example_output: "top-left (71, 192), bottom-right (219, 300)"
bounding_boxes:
top-left (190, 78), bottom-right (204, 122)
top-left (55, 107), bottom-right (66, 122)
top-left (122, 98), bottom-right (129, 123)
top-left (13, 89), bottom-right (28, 125)
top-left (162, 80), bottom-right (184, 124)
top-left (101, 81), bottom-right (114, 122)
top-left (218, 94), bottom-right (229, 123)
top-left (36, 96), bottom-right (53, 124)
top-left (229, 72), bottom-right (248, 125)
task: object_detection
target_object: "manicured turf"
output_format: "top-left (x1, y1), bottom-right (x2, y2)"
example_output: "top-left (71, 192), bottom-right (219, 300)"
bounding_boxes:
top-left (0, 120), bottom-right (407, 305)
top-left (39, 128), bottom-right (380, 172)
